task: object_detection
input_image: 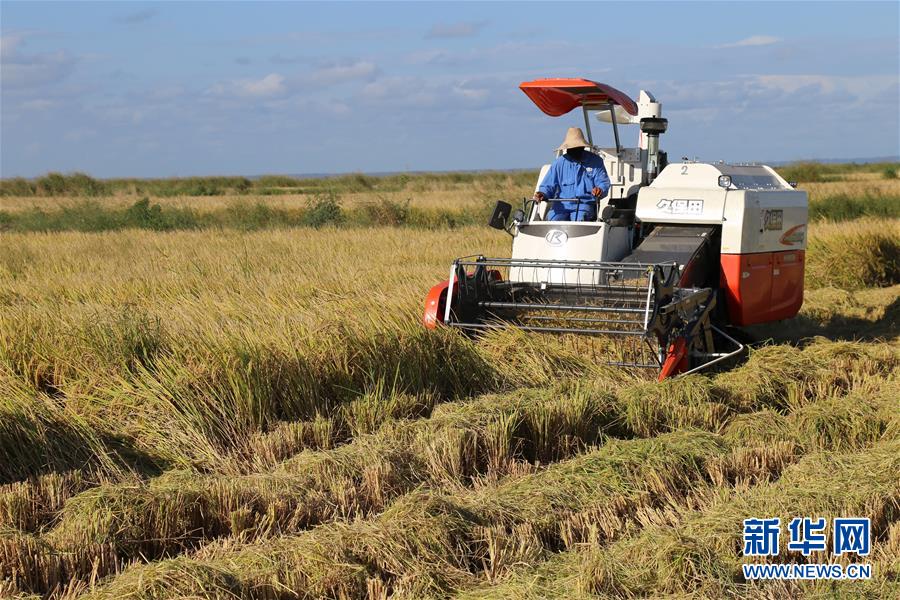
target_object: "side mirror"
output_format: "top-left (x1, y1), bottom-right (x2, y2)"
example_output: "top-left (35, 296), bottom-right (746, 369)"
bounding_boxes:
top-left (511, 209), bottom-right (525, 224)
top-left (488, 201), bottom-right (512, 229)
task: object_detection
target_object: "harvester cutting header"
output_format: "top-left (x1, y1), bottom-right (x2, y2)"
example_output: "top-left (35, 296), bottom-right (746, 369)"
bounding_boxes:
top-left (424, 78), bottom-right (808, 379)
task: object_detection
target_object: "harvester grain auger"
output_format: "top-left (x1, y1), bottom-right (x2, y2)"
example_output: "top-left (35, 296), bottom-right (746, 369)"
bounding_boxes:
top-left (424, 78), bottom-right (808, 380)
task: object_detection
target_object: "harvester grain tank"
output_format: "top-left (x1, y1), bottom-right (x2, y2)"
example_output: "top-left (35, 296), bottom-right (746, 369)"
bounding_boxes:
top-left (424, 78), bottom-right (808, 379)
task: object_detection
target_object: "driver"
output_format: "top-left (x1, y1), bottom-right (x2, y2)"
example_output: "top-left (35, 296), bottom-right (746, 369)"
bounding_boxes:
top-left (533, 127), bottom-right (610, 221)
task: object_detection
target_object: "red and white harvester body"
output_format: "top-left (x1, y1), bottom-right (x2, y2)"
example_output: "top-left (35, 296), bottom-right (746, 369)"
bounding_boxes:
top-left (424, 79), bottom-right (808, 379)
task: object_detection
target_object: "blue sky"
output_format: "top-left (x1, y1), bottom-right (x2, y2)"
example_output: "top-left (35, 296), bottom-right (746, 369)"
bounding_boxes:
top-left (2, 1), bottom-right (898, 178)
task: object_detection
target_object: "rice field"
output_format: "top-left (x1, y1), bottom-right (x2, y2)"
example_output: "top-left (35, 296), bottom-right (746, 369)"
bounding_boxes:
top-left (1, 169), bottom-right (898, 598)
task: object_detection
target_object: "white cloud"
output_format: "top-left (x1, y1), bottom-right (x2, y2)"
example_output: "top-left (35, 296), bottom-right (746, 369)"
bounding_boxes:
top-left (360, 76), bottom-right (439, 108)
top-left (239, 73), bottom-right (286, 97)
top-left (205, 59), bottom-right (376, 104)
top-left (748, 73), bottom-right (899, 105)
top-left (0, 32), bottom-right (77, 90)
top-left (209, 73), bottom-right (287, 98)
top-left (634, 73), bottom-right (899, 116)
top-left (307, 60), bottom-right (377, 86)
top-left (718, 35), bottom-right (782, 49)
top-left (453, 85), bottom-right (489, 102)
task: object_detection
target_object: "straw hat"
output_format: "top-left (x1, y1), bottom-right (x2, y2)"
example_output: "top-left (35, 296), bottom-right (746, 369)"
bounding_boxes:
top-left (557, 127), bottom-right (591, 151)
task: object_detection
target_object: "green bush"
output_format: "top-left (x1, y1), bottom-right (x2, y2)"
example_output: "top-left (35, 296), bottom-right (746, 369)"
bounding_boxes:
top-left (0, 177), bottom-right (36, 197)
top-left (776, 162), bottom-right (825, 183)
top-left (35, 173), bottom-right (70, 195)
top-left (67, 172), bottom-right (108, 196)
top-left (27, 172), bottom-right (109, 196)
top-left (883, 165), bottom-right (898, 180)
top-left (364, 198), bottom-right (410, 226)
top-left (124, 198), bottom-right (200, 231)
top-left (302, 192), bottom-right (344, 228)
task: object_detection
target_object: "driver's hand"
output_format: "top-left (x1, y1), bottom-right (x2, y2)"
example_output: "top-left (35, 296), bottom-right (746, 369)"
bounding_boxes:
top-left (591, 187), bottom-right (602, 198)
top-left (533, 191), bottom-right (546, 202)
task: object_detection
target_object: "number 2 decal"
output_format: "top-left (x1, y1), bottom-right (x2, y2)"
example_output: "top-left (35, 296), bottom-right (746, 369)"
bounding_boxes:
top-left (681, 165), bottom-right (688, 175)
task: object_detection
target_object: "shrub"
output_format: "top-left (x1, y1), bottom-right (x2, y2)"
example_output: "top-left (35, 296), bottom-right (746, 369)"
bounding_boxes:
top-left (883, 165), bottom-right (898, 179)
top-left (776, 162), bottom-right (824, 183)
top-left (67, 172), bottom-right (107, 196)
top-left (302, 191), bottom-right (344, 227)
top-left (0, 177), bottom-right (36, 197)
top-left (364, 198), bottom-right (410, 226)
top-left (35, 172), bottom-right (69, 195)
top-left (124, 198), bottom-right (200, 231)
top-left (28, 172), bottom-right (109, 196)
top-left (125, 198), bottom-right (167, 229)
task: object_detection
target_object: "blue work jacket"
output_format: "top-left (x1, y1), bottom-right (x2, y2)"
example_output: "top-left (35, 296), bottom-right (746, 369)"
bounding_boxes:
top-left (538, 152), bottom-right (611, 205)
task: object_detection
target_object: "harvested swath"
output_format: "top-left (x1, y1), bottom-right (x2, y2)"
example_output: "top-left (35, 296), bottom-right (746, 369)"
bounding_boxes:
top-left (468, 444), bottom-right (900, 599)
top-left (725, 379), bottom-right (899, 452)
top-left (1, 527), bottom-right (118, 597)
top-left (615, 375), bottom-right (731, 436)
top-left (444, 377), bottom-right (900, 599)
top-left (456, 550), bottom-right (587, 600)
top-left (81, 431), bottom-right (738, 599)
top-left (7, 385), bottom-right (621, 593)
top-left (607, 340), bottom-right (898, 439)
top-left (713, 339), bottom-right (899, 412)
top-left (0, 471), bottom-right (98, 533)
top-left (582, 438), bottom-right (900, 598)
top-left (8, 339), bottom-right (892, 593)
top-left (82, 494), bottom-right (479, 600)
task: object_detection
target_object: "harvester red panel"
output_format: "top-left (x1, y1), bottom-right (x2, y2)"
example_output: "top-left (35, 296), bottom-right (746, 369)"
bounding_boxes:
top-left (423, 280), bottom-right (451, 329)
top-left (720, 251), bottom-right (805, 326)
top-left (519, 78), bottom-right (638, 117)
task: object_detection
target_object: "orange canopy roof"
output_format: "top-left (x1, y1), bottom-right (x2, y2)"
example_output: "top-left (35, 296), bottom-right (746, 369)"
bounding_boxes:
top-left (519, 78), bottom-right (638, 117)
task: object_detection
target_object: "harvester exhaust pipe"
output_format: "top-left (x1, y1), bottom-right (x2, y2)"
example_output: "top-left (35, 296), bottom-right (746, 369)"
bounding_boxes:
top-left (640, 117), bottom-right (668, 183)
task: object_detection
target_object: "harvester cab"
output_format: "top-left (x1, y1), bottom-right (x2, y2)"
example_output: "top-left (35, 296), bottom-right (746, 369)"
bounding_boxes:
top-left (424, 78), bottom-right (808, 380)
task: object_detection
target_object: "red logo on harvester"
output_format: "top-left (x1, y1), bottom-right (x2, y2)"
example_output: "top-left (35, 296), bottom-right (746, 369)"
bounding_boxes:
top-left (780, 224), bottom-right (806, 246)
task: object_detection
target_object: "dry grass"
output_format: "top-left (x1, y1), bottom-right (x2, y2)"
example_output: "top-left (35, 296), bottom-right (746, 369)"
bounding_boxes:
top-left (581, 438), bottom-right (900, 598)
top-left (805, 219), bottom-right (900, 289)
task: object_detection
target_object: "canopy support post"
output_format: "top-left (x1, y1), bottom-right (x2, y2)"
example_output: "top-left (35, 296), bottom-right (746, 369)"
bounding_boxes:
top-left (609, 103), bottom-right (621, 156)
top-left (582, 104), bottom-right (593, 147)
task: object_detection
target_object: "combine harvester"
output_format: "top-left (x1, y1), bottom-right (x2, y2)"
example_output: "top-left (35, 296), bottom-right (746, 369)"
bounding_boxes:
top-left (424, 78), bottom-right (808, 379)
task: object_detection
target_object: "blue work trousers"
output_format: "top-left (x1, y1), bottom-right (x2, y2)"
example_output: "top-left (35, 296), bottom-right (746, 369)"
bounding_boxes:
top-left (546, 200), bottom-right (596, 222)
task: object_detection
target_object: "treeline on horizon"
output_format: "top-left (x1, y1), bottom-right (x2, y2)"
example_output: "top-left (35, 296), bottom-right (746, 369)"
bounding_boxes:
top-left (1, 161), bottom-right (898, 199)
top-left (0, 161), bottom-right (897, 234)
top-left (0, 170), bottom-right (539, 198)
